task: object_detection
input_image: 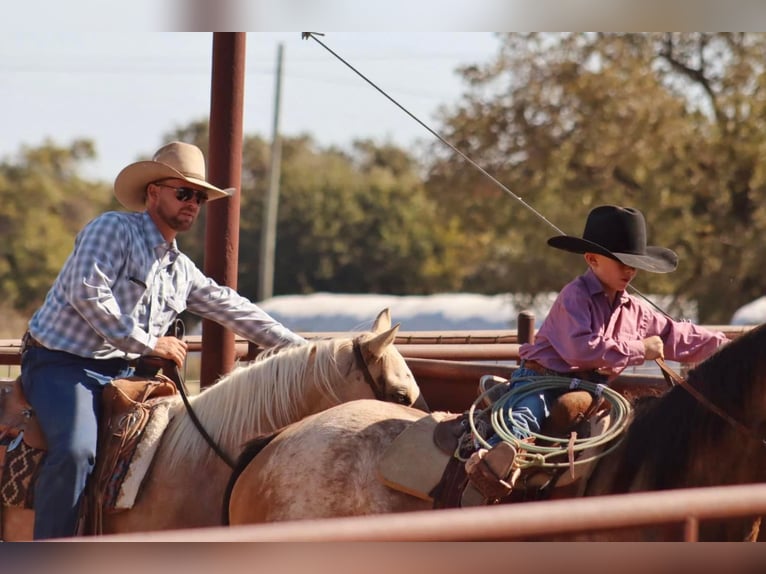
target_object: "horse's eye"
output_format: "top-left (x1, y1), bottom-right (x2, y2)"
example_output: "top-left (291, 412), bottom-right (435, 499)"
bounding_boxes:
top-left (393, 391), bottom-right (411, 405)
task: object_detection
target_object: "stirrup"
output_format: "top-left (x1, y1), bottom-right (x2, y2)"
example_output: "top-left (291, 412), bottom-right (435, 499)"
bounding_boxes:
top-left (464, 442), bottom-right (517, 501)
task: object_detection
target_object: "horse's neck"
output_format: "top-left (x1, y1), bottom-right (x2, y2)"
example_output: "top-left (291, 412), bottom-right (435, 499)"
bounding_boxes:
top-left (157, 343), bottom-right (351, 475)
top-left (184, 347), bottom-right (335, 440)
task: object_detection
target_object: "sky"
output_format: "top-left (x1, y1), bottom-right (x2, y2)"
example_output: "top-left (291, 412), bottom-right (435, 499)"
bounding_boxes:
top-left (1, 29), bottom-right (500, 182)
top-left (4, 0), bottom-right (763, 183)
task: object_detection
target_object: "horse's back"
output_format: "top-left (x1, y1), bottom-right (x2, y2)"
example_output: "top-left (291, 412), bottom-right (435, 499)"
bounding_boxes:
top-left (228, 399), bottom-right (430, 524)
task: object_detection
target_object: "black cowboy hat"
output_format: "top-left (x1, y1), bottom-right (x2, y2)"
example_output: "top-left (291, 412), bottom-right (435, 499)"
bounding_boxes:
top-left (547, 205), bottom-right (678, 273)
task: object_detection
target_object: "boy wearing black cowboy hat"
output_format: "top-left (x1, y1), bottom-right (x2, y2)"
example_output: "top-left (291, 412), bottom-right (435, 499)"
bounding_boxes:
top-left (481, 205), bottom-right (728, 453)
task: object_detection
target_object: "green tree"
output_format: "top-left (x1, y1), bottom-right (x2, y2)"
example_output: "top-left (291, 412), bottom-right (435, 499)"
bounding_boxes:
top-left (243, 136), bottom-right (467, 297)
top-left (0, 139), bottom-right (110, 313)
top-left (426, 33), bottom-right (766, 322)
top-left (162, 123), bottom-right (468, 300)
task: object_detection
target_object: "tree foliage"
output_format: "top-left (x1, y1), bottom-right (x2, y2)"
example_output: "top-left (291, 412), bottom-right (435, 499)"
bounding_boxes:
top-left (4, 33), bottom-right (766, 325)
top-left (424, 32), bottom-right (766, 322)
top-left (163, 124), bottom-right (468, 300)
top-left (0, 139), bottom-right (111, 313)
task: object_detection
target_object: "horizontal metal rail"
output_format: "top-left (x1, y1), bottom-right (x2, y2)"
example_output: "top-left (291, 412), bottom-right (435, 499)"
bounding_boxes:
top-left (0, 325), bottom-right (750, 366)
top-left (80, 482), bottom-right (766, 542)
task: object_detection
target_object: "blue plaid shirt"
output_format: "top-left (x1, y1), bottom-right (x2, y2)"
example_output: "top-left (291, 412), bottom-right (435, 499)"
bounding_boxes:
top-left (28, 211), bottom-right (305, 360)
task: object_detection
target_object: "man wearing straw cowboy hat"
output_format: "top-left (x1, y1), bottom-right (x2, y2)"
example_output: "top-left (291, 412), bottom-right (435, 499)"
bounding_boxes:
top-left (475, 205), bottom-right (729, 481)
top-left (20, 141), bottom-right (306, 539)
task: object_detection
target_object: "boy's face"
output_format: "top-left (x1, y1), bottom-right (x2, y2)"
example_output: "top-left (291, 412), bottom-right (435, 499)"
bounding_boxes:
top-left (584, 253), bottom-right (637, 294)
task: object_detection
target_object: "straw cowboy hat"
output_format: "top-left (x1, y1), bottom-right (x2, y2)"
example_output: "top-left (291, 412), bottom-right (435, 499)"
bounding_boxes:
top-left (114, 141), bottom-right (234, 211)
top-left (547, 205), bottom-right (678, 273)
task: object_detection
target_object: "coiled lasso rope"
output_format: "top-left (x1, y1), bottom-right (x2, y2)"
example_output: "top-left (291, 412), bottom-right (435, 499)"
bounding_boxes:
top-left (468, 375), bottom-right (633, 470)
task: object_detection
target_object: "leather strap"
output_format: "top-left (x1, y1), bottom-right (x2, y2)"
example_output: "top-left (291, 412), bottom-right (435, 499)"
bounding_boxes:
top-left (655, 358), bottom-right (766, 447)
top-left (523, 360), bottom-right (607, 384)
top-left (164, 319), bottom-right (236, 469)
top-left (654, 357), bottom-right (684, 388)
top-left (429, 456), bottom-right (469, 509)
top-left (20, 331), bottom-right (45, 353)
top-left (352, 338), bottom-right (386, 401)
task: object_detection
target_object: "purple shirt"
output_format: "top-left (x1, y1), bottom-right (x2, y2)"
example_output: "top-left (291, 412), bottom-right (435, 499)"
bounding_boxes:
top-left (520, 268), bottom-right (729, 381)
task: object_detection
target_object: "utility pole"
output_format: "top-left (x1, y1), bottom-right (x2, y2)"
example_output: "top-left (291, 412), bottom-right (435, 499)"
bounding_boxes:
top-left (258, 43), bottom-right (284, 302)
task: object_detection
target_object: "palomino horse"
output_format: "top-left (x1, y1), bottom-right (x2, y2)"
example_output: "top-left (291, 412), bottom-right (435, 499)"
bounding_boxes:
top-left (225, 322), bottom-right (766, 541)
top-left (2, 308), bottom-right (428, 540)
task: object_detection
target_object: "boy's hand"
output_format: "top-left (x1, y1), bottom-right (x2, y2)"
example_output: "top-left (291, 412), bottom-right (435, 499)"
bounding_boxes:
top-left (642, 335), bottom-right (664, 360)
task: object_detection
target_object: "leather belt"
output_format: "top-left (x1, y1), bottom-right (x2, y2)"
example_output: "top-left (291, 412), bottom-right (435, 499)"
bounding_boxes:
top-left (521, 359), bottom-right (607, 384)
top-left (522, 359), bottom-right (557, 376)
top-left (21, 331), bottom-right (46, 353)
top-left (20, 332), bottom-right (139, 374)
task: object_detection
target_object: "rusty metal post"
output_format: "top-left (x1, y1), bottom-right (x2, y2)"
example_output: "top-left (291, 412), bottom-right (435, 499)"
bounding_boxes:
top-left (517, 311), bottom-right (535, 345)
top-left (200, 32), bottom-right (246, 389)
top-left (684, 516), bottom-right (699, 542)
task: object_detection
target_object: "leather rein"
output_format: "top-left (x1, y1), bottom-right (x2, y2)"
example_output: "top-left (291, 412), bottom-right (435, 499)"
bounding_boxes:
top-left (655, 357), bottom-right (766, 447)
top-left (158, 333), bottom-right (386, 469)
top-left (162, 319), bottom-right (237, 469)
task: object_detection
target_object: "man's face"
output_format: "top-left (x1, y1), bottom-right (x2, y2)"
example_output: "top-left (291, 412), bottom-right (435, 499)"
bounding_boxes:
top-left (148, 179), bottom-right (209, 232)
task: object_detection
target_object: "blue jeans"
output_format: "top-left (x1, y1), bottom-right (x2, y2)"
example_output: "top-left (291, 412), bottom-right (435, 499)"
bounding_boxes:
top-left (20, 347), bottom-right (132, 539)
top-left (488, 366), bottom-right (557, 445)
top-left (488, 365), bottom-right (607, 445)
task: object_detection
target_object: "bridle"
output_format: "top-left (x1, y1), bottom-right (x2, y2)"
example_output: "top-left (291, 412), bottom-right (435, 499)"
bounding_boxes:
top-left (352, 337), bottom-right (387, 401)
top-left (656, 358), bottom-right (766, 447)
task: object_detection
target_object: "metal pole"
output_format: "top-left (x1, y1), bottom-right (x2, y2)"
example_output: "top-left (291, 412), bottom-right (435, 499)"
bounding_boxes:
top-left (201, 32), bottom-right (246, 389)
top-left (258, 43), bottom-right (284, 301)
top-left (517, 310), bottom-right (535, 345)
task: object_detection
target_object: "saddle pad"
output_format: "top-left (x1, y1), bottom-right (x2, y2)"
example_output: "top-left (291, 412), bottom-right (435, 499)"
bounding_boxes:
top-left (114, 400), bottom-right (173, 510)
top-left (101, 398), bottom-right (174, 511)
top-left (1, 436), bottom-right (45, 508)
top-left (377, 413), bottom-right (453, 502)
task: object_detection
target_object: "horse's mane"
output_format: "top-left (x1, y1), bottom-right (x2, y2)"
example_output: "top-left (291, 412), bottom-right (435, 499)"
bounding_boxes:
top-left (161, 337), bottom-right (354, 469)
top-left (607, 323), bottom-right (766, 492)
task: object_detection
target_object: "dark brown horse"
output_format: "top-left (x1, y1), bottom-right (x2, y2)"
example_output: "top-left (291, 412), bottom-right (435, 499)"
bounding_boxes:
top-left (224, 323), bottom-right (766, 540)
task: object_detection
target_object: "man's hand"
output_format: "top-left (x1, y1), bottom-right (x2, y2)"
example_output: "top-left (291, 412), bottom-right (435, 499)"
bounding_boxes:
top-left (642, 335), bottom-right (664, 361)
top-left (151, 336), bottom-right (189, 368)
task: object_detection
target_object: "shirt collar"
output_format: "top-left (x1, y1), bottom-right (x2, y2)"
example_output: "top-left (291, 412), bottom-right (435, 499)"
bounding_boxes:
top-left (140, 211), bottom-right (179, 263)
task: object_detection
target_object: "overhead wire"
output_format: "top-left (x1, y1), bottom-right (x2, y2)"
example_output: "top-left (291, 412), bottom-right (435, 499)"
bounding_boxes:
top-left (301, 32), bottom-right (674, 320)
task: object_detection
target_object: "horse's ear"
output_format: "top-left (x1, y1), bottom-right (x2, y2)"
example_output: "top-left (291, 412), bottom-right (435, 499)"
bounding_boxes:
top-left (363, 323), bottom-right (400, 359)
top-left (371, 308), bottom-right (392, 333)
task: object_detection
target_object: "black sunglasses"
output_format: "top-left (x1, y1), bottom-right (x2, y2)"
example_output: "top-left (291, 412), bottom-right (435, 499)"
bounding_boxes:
top-left (155, 183), bottom-right (209, 205)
